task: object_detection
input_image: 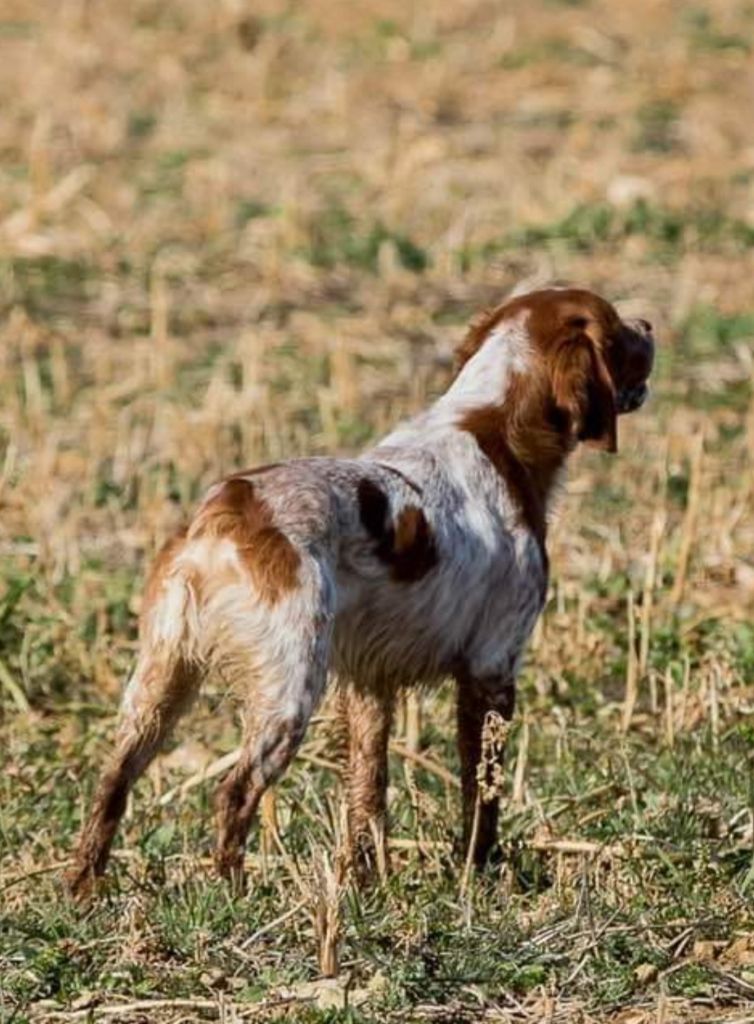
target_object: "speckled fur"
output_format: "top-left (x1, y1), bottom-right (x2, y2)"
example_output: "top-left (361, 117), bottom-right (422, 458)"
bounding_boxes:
top-left (66, 287), bottom-right (655, 895)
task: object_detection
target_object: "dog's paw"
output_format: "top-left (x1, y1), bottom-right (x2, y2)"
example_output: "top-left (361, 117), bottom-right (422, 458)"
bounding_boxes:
top-left (63, 861), bottom-right (98, 903)
top-left (214, 851), bottom-right (248, 896)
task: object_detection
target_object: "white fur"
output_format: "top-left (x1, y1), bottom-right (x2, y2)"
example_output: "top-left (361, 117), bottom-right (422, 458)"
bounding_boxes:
top-left (380, 316), bottom-right (531, 446)
top-left (435, 317), bottom-right (531, 414)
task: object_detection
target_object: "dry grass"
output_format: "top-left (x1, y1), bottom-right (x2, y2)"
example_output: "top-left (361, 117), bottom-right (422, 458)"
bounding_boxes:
top-left (1, 0), bottom-right (754, 1021)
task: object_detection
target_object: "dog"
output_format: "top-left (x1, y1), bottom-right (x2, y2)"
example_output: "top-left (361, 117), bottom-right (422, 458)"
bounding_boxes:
top-left (66, 286), bottom-right (654, 896)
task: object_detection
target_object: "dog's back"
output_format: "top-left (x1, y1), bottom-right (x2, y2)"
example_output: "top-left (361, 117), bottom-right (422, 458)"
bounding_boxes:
top-left (153, 443), bottom-right (545, 691)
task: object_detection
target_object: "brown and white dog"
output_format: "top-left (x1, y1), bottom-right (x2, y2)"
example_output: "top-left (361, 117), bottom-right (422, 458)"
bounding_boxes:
top-left (66, 287), bottom-right (654, 897)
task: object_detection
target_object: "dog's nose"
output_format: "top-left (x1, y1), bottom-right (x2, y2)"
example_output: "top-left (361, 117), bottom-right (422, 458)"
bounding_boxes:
top-left (626, 317), bottom-right (654, 341)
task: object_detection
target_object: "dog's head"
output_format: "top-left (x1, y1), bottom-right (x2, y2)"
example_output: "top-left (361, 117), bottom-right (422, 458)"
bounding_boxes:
top-left (457, 287), bottom-right (655, 454)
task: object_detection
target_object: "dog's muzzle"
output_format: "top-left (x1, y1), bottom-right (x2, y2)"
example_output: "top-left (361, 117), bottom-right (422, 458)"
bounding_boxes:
top-left (617, 383), bottom-right (649, 413)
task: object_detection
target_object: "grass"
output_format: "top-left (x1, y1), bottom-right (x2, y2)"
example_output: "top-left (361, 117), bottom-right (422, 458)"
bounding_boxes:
top-left (1, 0), bottom-right (754, 1021)
top-left (456, 200), bottom-right (754, 271)
top-left (302, 207), bottom-right (429, 273)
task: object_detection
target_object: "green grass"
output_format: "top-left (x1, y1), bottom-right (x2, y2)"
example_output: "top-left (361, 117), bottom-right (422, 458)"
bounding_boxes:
top-left (457, 200), bottom-right (754, 269)
top-left (3, 571), bottom-right (754, 1020)
top-left (682, 8), bottom-right (751, 54)
top-left (0, 257), bottom-right (99, 321)
top-left (303, 207), bottom-right (429, 274)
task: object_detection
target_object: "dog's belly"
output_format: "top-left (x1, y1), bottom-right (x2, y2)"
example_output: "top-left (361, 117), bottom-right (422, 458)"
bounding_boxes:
top-left (329, 569), bottom-right (543, 689)
top-left (331, 600), bottom-right (459, 687)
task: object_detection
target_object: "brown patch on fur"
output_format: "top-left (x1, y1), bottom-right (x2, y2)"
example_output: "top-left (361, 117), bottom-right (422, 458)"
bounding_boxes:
top-left (457, 287), bottom-right (620, 372)
top-left (459, 366), bottom-right (569, 558)
top-left (357, 478), bottom-right (438, 582)
top-left (549, 330), bottom-right (618, 452)
top-left (65, 765), bottom-right (131, 899)
top-left (454, 668), bottom-right (516, 867)
top-left (190, 478), bottom-right (300, 602)
top-left (457, 289), bottom-right (621, 458)
top-left (391, 506), bottom-right (438, 581)
top-left (456, 288), bottom-right (653, 450)
top-left (338, 682), bottom-right (395, 881)
top-left (460, 405), bottom-right (550, 556)
top-left (457, 288), bottom-right (657, 546)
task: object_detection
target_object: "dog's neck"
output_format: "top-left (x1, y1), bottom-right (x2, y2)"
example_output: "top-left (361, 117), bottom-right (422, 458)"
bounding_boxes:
top-left (378, 318), bottom-right (574, 538)
top-left (436, 319), bottom-right (534, 417)
top-left (436, 319), bottom-right (572, 542)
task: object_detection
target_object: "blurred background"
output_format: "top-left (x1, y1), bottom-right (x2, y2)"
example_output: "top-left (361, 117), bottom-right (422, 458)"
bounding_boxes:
top-left (2, 2), bottom-right (754, 1021)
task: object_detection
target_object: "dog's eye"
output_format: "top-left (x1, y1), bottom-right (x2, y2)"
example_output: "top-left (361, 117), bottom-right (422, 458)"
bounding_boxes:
top-left (567, 315), bottom-right (589, 329)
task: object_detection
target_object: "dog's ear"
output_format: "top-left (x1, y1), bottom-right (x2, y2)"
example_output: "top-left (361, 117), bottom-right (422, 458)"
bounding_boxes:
top-left (550, 326), bottom-right (617, 453)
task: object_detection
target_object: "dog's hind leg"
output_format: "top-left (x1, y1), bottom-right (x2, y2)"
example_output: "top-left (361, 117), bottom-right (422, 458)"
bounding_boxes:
top-left (213, 562), bottom-right (335, 889)
top-left (65, 650), bottom-right (201, 899)
top-left (66, 543), bottom-right (203, 899)
top-left (338, 682), bottom-right (396, 883)
top-left (213, 697), bottom-right (314, 889)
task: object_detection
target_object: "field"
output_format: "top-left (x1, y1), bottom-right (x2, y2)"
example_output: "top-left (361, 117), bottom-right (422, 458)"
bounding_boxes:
top-left (2, 0), bottom-right (754, 1021)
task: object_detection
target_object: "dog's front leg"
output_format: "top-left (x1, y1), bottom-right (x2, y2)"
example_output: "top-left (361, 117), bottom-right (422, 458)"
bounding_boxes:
top-left (338, 682), bottom-right (396, 883)
top-left (454, 671), bottom-right (516, 868)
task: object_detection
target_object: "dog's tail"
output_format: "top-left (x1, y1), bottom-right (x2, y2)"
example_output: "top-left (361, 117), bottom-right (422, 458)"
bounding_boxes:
top-left (143, 560), bottom-right (200, 662)
top-left (116, 538), bottom-right (203, 724)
